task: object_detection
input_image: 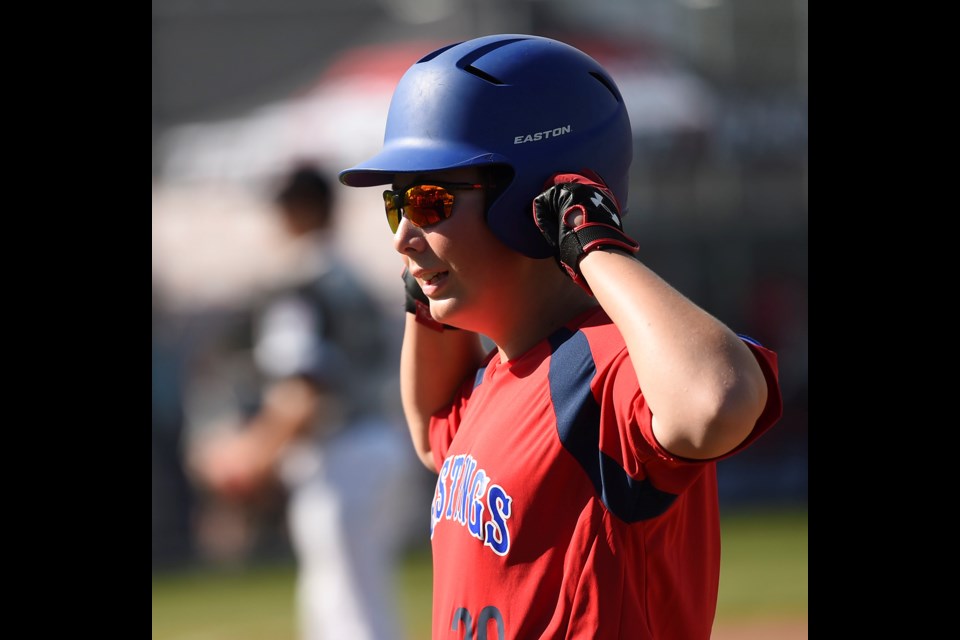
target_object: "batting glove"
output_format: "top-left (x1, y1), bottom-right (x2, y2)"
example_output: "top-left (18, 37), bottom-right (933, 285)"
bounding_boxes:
top-left (402, 265), bottom-right (458, 331)
top-left (532, 171), bottom-right (639, 294)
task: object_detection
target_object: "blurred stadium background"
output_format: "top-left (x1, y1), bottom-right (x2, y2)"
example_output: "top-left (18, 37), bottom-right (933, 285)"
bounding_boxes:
top-left (152, 0), bottom-right (807, 636)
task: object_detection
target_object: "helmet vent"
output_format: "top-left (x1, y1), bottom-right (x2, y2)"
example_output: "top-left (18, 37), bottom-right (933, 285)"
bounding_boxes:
top-left (417, 42), bottom-right (461, 64)
top-left (464, 65), bottom-right (505, 85)
top-left (589, 71), bottom-right (623, 103)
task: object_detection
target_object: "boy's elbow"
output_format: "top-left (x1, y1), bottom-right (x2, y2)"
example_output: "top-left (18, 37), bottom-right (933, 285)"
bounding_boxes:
top-left (700, 355), bottom-right (770, 457)
top-left (657, 378), bottom-right (769, 460)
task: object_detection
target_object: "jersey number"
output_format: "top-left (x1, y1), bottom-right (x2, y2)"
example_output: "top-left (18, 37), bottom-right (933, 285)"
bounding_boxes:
top-left (451, 606), bottom-right (505, 640)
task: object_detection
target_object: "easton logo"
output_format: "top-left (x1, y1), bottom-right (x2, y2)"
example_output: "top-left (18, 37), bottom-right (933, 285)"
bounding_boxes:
top-left (514, 125), bottom-right (572, 144)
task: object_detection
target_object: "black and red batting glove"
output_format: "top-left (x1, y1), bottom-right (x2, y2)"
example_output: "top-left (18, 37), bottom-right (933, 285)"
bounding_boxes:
top-left (533, 171), bottom-right (639, 295)
top-left (402, 265), bottom-right (458, 332)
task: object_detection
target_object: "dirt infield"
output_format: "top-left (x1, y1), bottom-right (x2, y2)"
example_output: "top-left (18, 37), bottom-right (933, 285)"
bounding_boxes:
top-left (712, 618), bottom-right (808, 639)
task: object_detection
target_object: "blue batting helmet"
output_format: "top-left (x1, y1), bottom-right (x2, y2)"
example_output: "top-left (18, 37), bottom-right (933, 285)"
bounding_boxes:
top-left (338, 34), bottom-right (633, 258)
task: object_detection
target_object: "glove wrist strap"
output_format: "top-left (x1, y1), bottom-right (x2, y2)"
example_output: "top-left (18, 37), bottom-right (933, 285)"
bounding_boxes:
top-left (560, 228), bottom-right (640, 297)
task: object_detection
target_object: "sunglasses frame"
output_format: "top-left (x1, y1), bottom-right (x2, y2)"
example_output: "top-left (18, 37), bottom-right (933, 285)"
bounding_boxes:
top-left (383, 180), bottom-right (486, 233)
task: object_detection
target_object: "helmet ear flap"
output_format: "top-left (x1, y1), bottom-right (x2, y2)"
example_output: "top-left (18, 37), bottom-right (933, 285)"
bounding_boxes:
top-left (481, 164), bottom-right (515, 217)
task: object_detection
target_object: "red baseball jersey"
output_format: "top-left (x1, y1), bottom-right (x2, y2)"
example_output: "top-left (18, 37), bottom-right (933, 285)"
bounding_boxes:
top-left (427, 306), bottom-right (782, 639)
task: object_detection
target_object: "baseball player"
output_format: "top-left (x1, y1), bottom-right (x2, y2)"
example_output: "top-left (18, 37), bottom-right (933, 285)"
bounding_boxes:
top-left (339, 34), bottom-right (783, 639)
top-left (191, 165), bottom-right (414, 640)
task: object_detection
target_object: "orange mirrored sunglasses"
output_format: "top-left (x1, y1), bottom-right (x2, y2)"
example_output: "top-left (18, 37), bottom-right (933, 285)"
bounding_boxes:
top-left (382, 181), bottom-right (485, 233)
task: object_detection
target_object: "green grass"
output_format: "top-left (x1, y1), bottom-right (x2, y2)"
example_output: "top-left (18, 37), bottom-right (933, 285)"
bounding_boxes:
top-left (395, 547), bottom-right (433, 640)
top-left (151, 563), bottom-right (298, 640)
top-left (151, 552), bottom-right (434, 640)
top-left (715, 507), bottom-right (808, 622)
top-left (152, 507), bottom-right (806, 639)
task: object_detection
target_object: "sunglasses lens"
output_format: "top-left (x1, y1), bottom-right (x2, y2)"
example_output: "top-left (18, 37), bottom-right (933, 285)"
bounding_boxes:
top-left (384, 185), bottom-right (456, 232)
top-left (406, 185), bottom-right (453, 226)
top-left (383, 192), bottom-right (401, 233)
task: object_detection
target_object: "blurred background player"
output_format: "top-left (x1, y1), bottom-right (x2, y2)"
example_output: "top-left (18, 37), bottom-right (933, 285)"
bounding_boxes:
top-left (190, 164), bottom-right (415, 640)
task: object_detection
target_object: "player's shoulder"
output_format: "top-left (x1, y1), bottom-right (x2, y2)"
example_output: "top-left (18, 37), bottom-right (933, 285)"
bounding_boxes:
top-left (575, 306), bottom-right (622, 343)
top-left (560, 306), bottom-right (629, 366)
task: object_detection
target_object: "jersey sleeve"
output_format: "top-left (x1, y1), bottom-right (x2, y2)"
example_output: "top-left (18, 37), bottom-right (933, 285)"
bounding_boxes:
top-left (594, 334), bottom-right (783, 497)
top-left (624, 336), bottom-right (783, 465)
